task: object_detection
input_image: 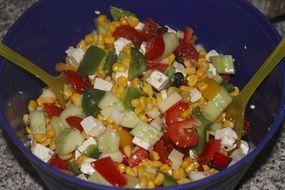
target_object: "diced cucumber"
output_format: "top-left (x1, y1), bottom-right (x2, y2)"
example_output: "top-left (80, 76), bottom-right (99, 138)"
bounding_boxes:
top-left (209, 73), bottom-right (224, 83)
top-left (55, 128), bottom-right (84, 156)
top-left (210, 55), bottom-right (235, 74)
top-left (29, 110), bottom-right (46, 135)
top-left (97, 128), bottom-right (120, 153)
top-left (78, 46), bottom-right (107, 76)
top-left (158, 92), bottom-right (182, 113)
top-left (109, 6), bottom-right (136, 21)
top-left (98, 92), bottom-right (125, 111)
top-left (210, 122), bottom-right (223, 132)
top-left (160, 32), bottom-right (179, 59)
top-left (59, 104), bottom-right (85, 127)
top-left (123, 175), bottom-right (139, 188)
top-left (50, 116), bottom-right (69, 137)
top-left (82, 144), bottom-right (101, 159)
top-left (161, 172), bottom-right (178, 187)
top-left (163, 66), bottom-right (175, 88)
top-left (68, 160), bottom-right (82, 176)
top-left (128, 48), bottom-right (147, 80)
top-left (82, 89), bottom-right (105, 116)
top-left (104, 49), bottom-right (117, 76)
top-left (130, 123), bottom-right (162, 146)
top-left (99, 151), bottom-right (123, 163)
top-left (191, 108), bottom-right (211, 154)
top-left (122, 86), bottom-right (145, 109)
top-left (201, 87), bottom-right (232, 122)
top-left (120, 110), bottom-right (143, 128)
top-left (89, 171), bottom-right (112, 186)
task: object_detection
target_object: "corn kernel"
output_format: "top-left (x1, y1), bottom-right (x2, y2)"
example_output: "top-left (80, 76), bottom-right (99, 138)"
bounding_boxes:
top-left (147, 180), bottom-right (155, 188)
top-left (116, 86), bottom-right (125, 99)
top-left (178, 177), bottom-right (190, 184)
top-left (139, 114), bottom-right (148, 123)
top-left (187, 75), bottom-right (198, 87)
top-left (199, 60), bottom-right (209, 69)
top-left (202, 164), bottom-right (210, 172)
top-left (130, 78), bottom-right (139, 87)
top-left (172, 168), bottom-right (185, 180)
top-left (125, 166), bottom-right (137, 177)
top-left (143, 84), bottom-right (154, 96)
top-left (185, 163), bottom-right (196, 173)
top-left (42, 138), bottom-right (51, 147)
top-left (127, 15), bottom-right (139, 27)
top-left (34, 134), bottom-right (47, 143)
top-left (117, 76), bottom-right (128, 87)
top-left (59, 153), bottom-right (73, 160)
top-left (149, 151), bottom-right (160, 161)
top-left (76, 155), bottom-right (87, 166)
top-left (196, 69), bottom-right (206, 78)
top-left (46, 127), bottom-right (55, 138)
top-left (185, 67), bottom-right (196, 75)
top-left (84, 33), bottom-right (95, 45)
top-left (97, 34), bottom-right (104, 45)
top-left (106, 118), bottom-right (114, 124)
top-left (180, 85), bottom-right (190, 92)
top-left (122, 46), bottom-right (131, 55)
top-left (168, 53), bottom-right (176, 64)
top-left (36, 97), bottom-right (54, 106)
top-left (197, 81), bottom-right (208, 92)
top-left (97, 15), bottom-right (107, 26)
top-left (193, 161), bottom-right (200, 169)
top-left (154, 172), bottom-right (164, 186)
top-left (152, 160), bottom-right (163, 168)
top-left (209, 168), bottom-right (218, 174)
top-left (180, 108), bottom-right (192, 119)
top-left (49, 140), bottom-right (56, 150)
top-left (134, 106), bottom-right (143, 115)
top-left (160, 164), bottom-right (170, 173)
top-left (184, 59), bottom-right (192, 68)
top-left (28, 100), bottom-right (37, 112)
top-left (198, 98), bottom-right (205, 108)
top-left (230, 86), bottom-right (240, 96)
top-left (131, 98), bottom-right (140, 107)
top-left (81, 131), bottom-right (90, 139)
top-left (107, 23), bottom-right (116, 33)
top-left (223, 120), bottom-right (234, 128)
top-left (120, 16), bottom-right (128, 25)
top-left (122, 57), bottom-right (131, 68)
top-left (199, 51), bottom-right (207, 58)
top-left (139, 175), bottom-right (148, 188)
top-left (76, 40), bottom-right (86, 49)
top-left (70, 93), bottom-right (81, 106)
top-left (31, 141), bottom-right (37, 151)
top-left (156, 93), bottom-right (163, 103)
top-left (181, 157), bottom-right (192, 169)
top-left (117, 163), bottom-right (126, 173)
top-left (112, 63), bottom-right (125, 72)
top-left (112, 21), bottom-right (121, 28)
top-left (96, 114), bottom-right (104, 121)
top-left (123, 145), bottom-right (132, 157)
top-left (23, 114), bottom-right (30, 125)
top-left (104, 35), bottom-right (115, 45)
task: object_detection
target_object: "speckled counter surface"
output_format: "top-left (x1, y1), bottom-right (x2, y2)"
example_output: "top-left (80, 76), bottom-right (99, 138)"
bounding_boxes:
top-left (0, 1), bottom-right (285, 190)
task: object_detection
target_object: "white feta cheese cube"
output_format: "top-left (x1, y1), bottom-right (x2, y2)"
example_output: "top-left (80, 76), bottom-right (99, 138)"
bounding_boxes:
top-left (88, 74), bottom-right (96, 81)
top-left (165, 25), bottom-right (176, 33)
top-left (172, 61), bottom-right (186, 77)
top-left (214, 127), bottom-right (238, 151)
top-left (189, 88), bottom-right (202, 103)
top-left (80, 116), bottom-right (106, 137)
top-left (189, 171), bottom-right (207, 181)
top-left (145, 107), bottom-right (161, 119)
top-left (147, 70), bottom-right (169, 91)
top-left (77, 137), bottom-right (97, 153)
top-left (205, 50), bottom-right (219, 62)
top-left (114, 37), bottom-right (131, 56)
top-left (135, 22), bottom-right (145, 30)
top-left (93, 78), bottom-right (113, 91)
top-left (32, 143), bottom-right (54, 163)
top-left (65, 47), bottom-right (85, 65)
top-left (132, 136), bottom-right (151, 150)
top-left (77, 174), bottom-right (88, 181)
top-left (139, 42), bottom-right (146, 55)
top-left (100, 107), bottom-right (122, 124)
top-left (80, 158), bottom-right (96, 175)
top-left (207, 63), bottom-right (217, 77)
top-left (188, 149), bottom-right (197, 159)
top-left (40, 88), bottom-right (56, 99)
top-left (168, 149), bottom-right (184, 169)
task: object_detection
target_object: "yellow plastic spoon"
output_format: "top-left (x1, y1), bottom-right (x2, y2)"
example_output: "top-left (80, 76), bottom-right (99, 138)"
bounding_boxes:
top-left (0, 42), bottom-right (67, 107)
top-left (225, 37), bottom-right (285, 138)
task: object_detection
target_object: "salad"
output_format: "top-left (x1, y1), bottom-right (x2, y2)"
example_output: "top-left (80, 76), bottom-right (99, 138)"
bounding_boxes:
top-left (23, 6), bottom-right (250, 188)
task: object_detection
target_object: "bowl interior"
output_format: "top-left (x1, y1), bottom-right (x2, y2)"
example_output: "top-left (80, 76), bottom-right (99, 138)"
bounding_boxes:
top-left (0, 0), bottom-right (283, 189)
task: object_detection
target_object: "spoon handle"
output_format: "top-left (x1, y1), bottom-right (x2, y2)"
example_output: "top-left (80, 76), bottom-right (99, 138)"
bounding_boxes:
top-left (0, 42), bottom-right (53, 86)
top-left (240, 38), bottom-right (285, 100)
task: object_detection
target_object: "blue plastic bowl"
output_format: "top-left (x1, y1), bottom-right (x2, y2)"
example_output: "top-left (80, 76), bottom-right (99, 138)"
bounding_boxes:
top-left (0, 0), bottom-right (284, 190)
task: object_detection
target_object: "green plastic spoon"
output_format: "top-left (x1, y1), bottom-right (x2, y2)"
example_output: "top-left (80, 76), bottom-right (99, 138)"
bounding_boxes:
top-left (0, 42), bottom-right (67, 107)
top-left (225, 37), bottom-right (285, 138)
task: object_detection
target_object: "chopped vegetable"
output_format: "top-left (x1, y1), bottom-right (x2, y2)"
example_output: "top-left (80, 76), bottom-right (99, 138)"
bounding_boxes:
top-left (82, 89), bottom-right (105, 116)
top-left (128, 48), bottom-right (147, 80)
top-left (109, 6), bottom-right (136, 21)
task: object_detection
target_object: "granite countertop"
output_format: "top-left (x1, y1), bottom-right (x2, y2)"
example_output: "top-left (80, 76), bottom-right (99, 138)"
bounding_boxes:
top-left (0, 1), bottom-right (285, 190)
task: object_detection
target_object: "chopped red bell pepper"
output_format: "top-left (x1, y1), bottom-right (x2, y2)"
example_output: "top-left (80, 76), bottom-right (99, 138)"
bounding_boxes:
top-left (153, 140), bottom-right (168, 163)
top-left (147, 61), bottom-right (168, 72)
top-left (175, 42), bottom-right (198, 61)
top-left (182, 26), bottom-right (194, 44)
top-left (64, 70), bottom-right (92, 93)
top-left (145, 34), bottom-right (165, 60)
top-left (113, 25), bottom-right (141, 47)
top-left (128, 147), bottom-right (149, 167)
top-left (139, 18), bottom-right (167, 41)
top-left (165, 101), bottom-right (190, 126)
top-left (92, 157), bottom-right (127, 187)
top-left (43, 103), bottom-right (63, 118)
top-left (212, 151), bottom-right (231, 169)
top-left (65, 116), bottom-right (84, 132)
top-left (198, 139), bottom-right (221, 165)
top-left (48, 155), bottom-right (69, 170)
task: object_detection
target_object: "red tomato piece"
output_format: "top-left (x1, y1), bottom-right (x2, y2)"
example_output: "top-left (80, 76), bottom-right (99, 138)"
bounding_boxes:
top-left (153, 140), bottom-right (168, 163)
top-left (175, 42), bottom-right (198, 61)
top-left (92, 157), bottom-right (127, 187)
top-left (48, 155), bottom-right (69, 170)
top-left (147, 61), bottom-right (168, 72)
top-left (65, 116), bottom-right (84, 132)
top-left (140, 18), bottom-right (167, 41)
top-left (165, 101), bottom-right (190, 126)
top-left (43, 103), bottom-right (63, 118)
top-left (212, 151), bottom-right (232, 169)
top-left (64, 70), bottom-right (92, 93)
top-left (145, 35), bottom-right (165, 60)
top-left (167, 118), bottom-right (198, 148)
top-left (198, 139), bottom-right (221, 165)
top-left (113, 25), bottom-right (141, 46)
top-left (128, 147), bottom-right (149, 167)
top-left (182, 26), bottom-right (194, 44)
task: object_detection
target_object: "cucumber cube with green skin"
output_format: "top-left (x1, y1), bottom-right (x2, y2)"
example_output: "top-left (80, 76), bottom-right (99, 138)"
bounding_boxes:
top-left (104, 49), bottom-right (117, 76)
top-left (82, 89), bottom-right (105, 116)
top-left (82, 144), bottom-right (101, 159)
top-left (128, 48), bottom-right (147, 80)
top-left (68, 161), bottom-right (82, 176)
top-left (210, 55), bottom-right (235, 74)
top-left (109, 6), bottom-right (136, 21)
top-left (78, 46), bottom-right (106, 76)
top-left (123, 86), bottom-right (146, 109)
top-left (161, 172), bottom-right (178, 187)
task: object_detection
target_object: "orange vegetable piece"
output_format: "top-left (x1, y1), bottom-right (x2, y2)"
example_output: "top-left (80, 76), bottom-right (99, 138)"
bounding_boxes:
top-left (200, 77), bottom-right (220, 100)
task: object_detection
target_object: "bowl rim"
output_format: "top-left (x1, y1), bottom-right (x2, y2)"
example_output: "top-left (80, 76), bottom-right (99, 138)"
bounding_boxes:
top-left (0, 0), bottom-right (284, 189)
